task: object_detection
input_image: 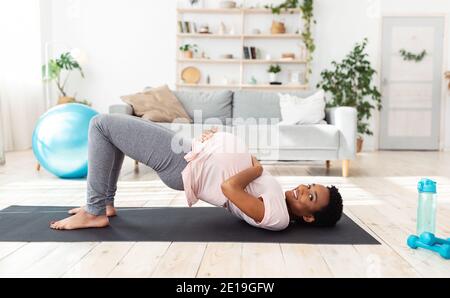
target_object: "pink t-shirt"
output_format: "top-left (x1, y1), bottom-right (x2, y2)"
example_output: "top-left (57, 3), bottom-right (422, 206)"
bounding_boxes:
top-left (181, 132), bottom-right (290, 231)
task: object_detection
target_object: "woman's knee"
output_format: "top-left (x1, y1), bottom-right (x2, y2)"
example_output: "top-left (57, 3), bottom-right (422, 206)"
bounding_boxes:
top-left (89, 114), bottom-right (115, 137)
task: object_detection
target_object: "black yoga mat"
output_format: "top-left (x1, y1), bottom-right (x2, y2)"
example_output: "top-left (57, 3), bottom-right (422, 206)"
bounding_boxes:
top-left (0, 206), bottom-right (379, 244)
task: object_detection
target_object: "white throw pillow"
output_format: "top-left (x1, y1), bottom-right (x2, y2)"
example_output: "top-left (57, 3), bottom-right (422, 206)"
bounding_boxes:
top-left (278, 90), bottom-right (326, 125)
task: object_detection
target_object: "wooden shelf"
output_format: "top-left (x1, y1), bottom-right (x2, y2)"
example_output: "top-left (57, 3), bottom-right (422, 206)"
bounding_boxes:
top-left (177, 8), bottom-right (302, 14)
top-left (177, 33), bottom-right (241, 39)
top-left (244, 8), bottom-right (301, 14)
top-left (178, 33), bottom-right (303, 39)
top-left (177, 8), bottom-right (243, 14)
top-left (242, 59), bottom-right (306, 64)
top-left (244, 34), bottom-right (303, 39)
top-left (178, 58), bottom-right (241, 64)
top-left (177, 83), bottom-right (241, 89)
top-left (177, 58), bottom-right (307, 64)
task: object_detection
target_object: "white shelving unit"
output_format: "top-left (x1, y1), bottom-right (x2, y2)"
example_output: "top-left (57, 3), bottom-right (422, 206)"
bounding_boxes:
top-left (176, 4), bottom-right (310, 91)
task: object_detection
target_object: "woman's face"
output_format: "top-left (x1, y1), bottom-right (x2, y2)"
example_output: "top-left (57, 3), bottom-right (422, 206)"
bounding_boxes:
top-left (285, 184), bottom-right (330, 221)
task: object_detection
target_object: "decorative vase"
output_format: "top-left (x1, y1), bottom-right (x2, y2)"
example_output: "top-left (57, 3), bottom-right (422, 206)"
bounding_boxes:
top-left (289, 71), bottom-right (300, 84)
top-left (183, 51), bottom-right (194, 59)
top-left (299, 44), bottom-right (307, 61)
top-left (219, 22), bottom-right (227, 35)
top-left (252, 29), bottom-right (261, 35)
top-left (357, 137), bottom-right (364, 153)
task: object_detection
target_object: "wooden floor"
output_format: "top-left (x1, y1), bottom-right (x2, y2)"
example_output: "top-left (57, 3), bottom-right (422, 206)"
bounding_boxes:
top-left (0, 149), bottom-right (449, 278)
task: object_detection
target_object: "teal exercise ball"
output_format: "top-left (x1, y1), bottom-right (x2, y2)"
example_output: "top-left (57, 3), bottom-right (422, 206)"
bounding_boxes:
top-left (32, 103), bottom-right (99, 179)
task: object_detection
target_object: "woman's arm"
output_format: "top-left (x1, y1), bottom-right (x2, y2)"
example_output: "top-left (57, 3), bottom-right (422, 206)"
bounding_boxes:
top-left (221, 156), bottom-right (265, 223)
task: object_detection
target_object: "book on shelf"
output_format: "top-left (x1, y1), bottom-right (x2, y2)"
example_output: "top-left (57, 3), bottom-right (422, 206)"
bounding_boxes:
top-left (184, 21), bottom-right (190, 33)
top-left (243, 47), bottom-right (250, 59)
top-left (243, 46), bottom-right (258, 60)
top-left (243, 46), bottom-right (251, 60)
top-left (250, 47), bottom-right (256, 59)
top-left (179, 21), bottom-right (198, 34)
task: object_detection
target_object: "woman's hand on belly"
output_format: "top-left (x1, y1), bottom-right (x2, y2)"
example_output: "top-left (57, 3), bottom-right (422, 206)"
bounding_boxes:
top-left (198, 127), bottom-right (218, 143)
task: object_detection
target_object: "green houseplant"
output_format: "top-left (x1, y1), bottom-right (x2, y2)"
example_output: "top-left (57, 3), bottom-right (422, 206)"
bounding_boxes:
top-left (317, 38), bottom-right (382, 152)
top-left (179, 44), bottom-right (199, 59)
top-left (268, 64), bottom-right (282, 82)
top-left (42, 52), bottom-right (90, 106)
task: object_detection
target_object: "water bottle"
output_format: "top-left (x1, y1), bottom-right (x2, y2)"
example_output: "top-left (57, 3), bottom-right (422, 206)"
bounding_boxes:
top-left (416, 178), bottom-right (437, 235)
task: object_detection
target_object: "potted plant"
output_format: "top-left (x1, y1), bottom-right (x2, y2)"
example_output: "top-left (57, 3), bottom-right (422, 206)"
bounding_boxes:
top-left (42, 52), bottom-right (90, 106)
top-left (317, 38), bottom-right (382, 153)
top-left (268, 64), bottom-right (282, 83)
top-left (179, 44), bottom-right (199, 59)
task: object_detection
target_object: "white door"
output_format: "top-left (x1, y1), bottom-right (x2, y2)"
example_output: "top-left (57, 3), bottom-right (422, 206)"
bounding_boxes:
top-left (379, 16), bottom-right (445, 150)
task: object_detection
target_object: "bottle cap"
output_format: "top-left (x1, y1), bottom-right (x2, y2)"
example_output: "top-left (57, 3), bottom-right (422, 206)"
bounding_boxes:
top-left (418, 178), bottom-right (437, 193)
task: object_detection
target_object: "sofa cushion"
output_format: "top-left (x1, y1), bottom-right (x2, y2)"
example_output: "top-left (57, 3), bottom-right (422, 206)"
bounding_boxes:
top-left (278, 90), bottom-right (326, 125)
top-left (173, 90), bottom-right (233, 125)
top-left (232, 90), bottom-right (318, 124)
top-left (120, 85), bottom-right (192, 123)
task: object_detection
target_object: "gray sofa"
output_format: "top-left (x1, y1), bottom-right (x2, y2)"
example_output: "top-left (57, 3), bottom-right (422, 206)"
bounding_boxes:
top-left (109, 90), bottom-right (357, 177)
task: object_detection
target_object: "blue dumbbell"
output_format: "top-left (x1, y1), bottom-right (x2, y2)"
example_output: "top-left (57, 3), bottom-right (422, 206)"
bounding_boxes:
top-left (407, 235), bottom-right (450, 260)
top-left (419, 232), bottom-right (450, 246)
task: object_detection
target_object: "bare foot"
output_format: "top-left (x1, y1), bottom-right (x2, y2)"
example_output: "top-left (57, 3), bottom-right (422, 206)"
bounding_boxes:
top-left (69, 205), bottom-right (117, 217)
top-left (50, 208), bottom-right (109, 230)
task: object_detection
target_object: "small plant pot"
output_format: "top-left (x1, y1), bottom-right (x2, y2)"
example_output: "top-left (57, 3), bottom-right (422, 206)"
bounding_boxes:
top-left (269, 73), bottom-right (277, 82)
top-left (356, 137), bottom-right (364, 153)
top-left (183, 51), bottom-right (194, 59)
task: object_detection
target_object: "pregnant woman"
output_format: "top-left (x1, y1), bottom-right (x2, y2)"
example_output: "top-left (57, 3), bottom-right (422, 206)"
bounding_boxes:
top-left (50, 114), bottom-right (343, 231)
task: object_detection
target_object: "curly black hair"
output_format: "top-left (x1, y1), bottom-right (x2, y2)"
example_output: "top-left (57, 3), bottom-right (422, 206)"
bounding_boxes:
top-left (294, 185), bottom-right (343, 227)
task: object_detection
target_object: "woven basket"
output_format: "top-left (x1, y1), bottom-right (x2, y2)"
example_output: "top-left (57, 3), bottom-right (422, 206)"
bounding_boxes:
top-left (271, 21), bottom-right (286, 34)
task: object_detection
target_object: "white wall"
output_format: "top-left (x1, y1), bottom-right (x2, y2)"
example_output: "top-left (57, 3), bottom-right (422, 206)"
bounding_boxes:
top-left (46, 0), bottom-right (177, 111)
top-left (0, 0), bottom-right (46, 151)
top-left (45, 0), bottom-right (450, 151)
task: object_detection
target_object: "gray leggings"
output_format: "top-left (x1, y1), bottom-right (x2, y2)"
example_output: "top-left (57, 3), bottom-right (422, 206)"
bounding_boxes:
top-left (85, 113), bottom-right (190, 216)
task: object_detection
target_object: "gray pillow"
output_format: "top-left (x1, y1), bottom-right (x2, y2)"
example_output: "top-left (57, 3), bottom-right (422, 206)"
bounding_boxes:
top-left (173, 90), bottom-right (233, 125)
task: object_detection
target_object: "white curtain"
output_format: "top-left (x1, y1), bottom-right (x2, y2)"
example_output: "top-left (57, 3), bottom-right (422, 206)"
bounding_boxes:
top-left (0, 0), bottom-right (46, 155)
